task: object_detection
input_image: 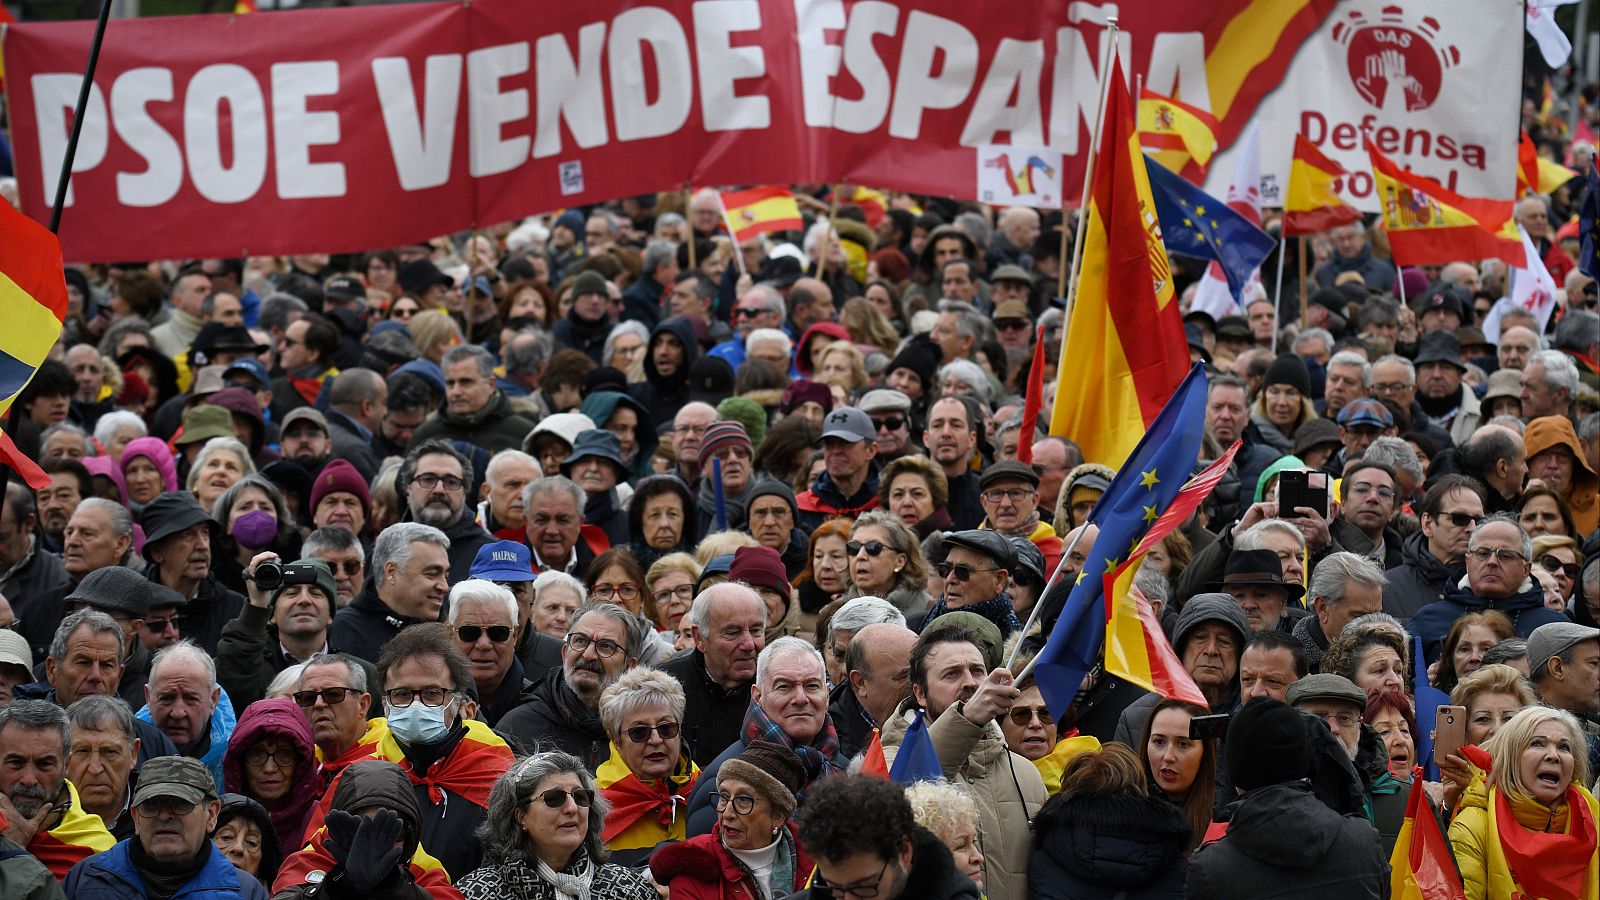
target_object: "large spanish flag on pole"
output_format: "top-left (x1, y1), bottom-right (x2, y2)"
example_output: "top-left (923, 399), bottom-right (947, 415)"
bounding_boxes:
top-left (1137, 89), bottom-right (1219, 183)
top-left (0, 201), bottom-right (70, 489)
top-left (1282, 135), bottom-right (1362, 237)
top-left (1050, 55), bottom-right (1190, 470)
top-left (1368, 142), bottom-right (1525, 268)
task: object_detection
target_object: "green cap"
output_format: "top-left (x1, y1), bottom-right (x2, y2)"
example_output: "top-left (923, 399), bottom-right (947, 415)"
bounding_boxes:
top-left (273, 558), bottom-right (338, 608)
top-left (177, 404), bottom-right (234, 446)
top-left (922, 610), bottom-right (1003, 671)
top-left (132, 756), bottom-right (217, 806)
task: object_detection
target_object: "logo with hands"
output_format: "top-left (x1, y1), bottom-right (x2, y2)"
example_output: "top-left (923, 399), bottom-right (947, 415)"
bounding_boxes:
top-left (1332, 9), bottom-right (1459, 113)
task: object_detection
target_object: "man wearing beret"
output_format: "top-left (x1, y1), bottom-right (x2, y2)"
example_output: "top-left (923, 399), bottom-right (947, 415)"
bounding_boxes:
top-left (65, 755), bottom-right (268, 899)
top-left (922, 530), bottom-right (1021, 639)
top-left (977, 461), bottom-right (1062, 575)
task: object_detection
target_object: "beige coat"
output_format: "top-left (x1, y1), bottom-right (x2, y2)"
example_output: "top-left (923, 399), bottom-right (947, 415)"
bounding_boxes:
top-left (879, 698), bottom-right (1047, 900)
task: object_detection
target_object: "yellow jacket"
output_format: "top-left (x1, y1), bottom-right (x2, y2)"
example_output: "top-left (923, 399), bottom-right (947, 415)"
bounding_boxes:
top-left (1448, 768), bottom-right (1600, 900)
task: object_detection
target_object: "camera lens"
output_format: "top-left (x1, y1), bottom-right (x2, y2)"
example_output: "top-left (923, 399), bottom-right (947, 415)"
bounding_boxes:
top-left (252, 560), bottom-right (284, 592)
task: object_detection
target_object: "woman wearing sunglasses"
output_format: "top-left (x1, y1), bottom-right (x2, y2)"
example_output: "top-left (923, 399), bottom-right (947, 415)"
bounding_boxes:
top-left (461, 750), bottom-right (657, 900)
top-left (1531, 535), bottom-right (1582, 608)
top-left (593, 668), bottom-right (700, 866)
top-left (842, 511), bottom-right (934, 626)
top-left (650, 740), bottom-right (815, 900)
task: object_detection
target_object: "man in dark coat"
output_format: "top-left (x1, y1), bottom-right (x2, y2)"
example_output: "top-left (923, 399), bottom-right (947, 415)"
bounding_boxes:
top-left (629, 316), bottom-right (700, 427)
top-left (399, 440), bottom-right (494, 583)
top-left (329, 523), bottom-right (451, 665)
top-left (659, 582), bottom-right (768, 765)
top-left (0, 482), bottom-right (72, 622)
top-left (139, 492), bottom-right (245, 655)
top-left (1409, 515), bottom-right (1566, 663)
top-left (560, 430), bottom-right (631, 548)
top-left (620, 240), bottom-right (675, 328)
top-left (552, 270), bottom-right (613, 364)
top-left (1383, 474), bottom-right (1486, 625)
top-left (408, 345), bottom-right (536, 454)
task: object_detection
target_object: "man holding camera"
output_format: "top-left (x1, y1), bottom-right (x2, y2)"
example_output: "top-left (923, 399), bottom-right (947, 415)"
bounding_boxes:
top-left (217, 552), bottom-right (347, 713)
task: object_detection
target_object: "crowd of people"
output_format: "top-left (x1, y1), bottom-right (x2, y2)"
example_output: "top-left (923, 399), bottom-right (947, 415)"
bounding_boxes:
top-left (0, 152), bottom-right (1594, 899)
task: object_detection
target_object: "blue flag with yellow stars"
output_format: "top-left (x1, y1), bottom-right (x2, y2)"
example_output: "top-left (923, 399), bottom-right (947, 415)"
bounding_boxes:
top-left (1032, 363), bottom-right (1209, 719)
top-left (1144, 154), bottom-right (1276, 301)
top-left (1580, 160), bottom-right (1600, 280)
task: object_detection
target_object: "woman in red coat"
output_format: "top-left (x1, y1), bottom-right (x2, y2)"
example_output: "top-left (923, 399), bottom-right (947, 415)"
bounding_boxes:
top-left (649, 741), bottom-right (813, 900)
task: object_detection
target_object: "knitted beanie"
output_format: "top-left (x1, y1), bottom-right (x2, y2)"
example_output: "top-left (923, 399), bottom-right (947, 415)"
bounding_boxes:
top-left (719, 740), bottom-right (806, 820)
top-left (1262, 353), bottom-right (1312, 397)
top-left (310, 459), bottom-right (372, 522)
top-left (1226, 698), bottom-right (1312, 792)
top-left (717, 396), bottom-right (767, 447)
top-left (698, 420), bottom-right (753, 468)
top-left (728, 544), bottom-right (791, 602)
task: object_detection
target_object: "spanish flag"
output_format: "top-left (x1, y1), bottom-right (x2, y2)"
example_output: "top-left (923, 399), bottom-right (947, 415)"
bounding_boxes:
top-left (1368, 141), bottom-right (1525, 268)
top-left (1138, 89), bottom-right (1219, 182)
top-left (1388, 768), bottom-right (1466, 900)
top-left (718, 186), bottom-right (804, 243)
top-left (1050, 55), bottom-right (1190, 469)
top-left (1283, 135), bottom-right (1362, 237)
top-left (0, 200), bottom-right (69, 489)
top-left (234, 0), bottom-right (259, 12)
top-left (23, 781), bottom-right (116, 880)
top-left (1519, 130), bottom-right (1579, 197)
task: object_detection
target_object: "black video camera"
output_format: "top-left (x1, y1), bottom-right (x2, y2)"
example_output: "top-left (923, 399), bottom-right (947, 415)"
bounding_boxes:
top-left (247, 560), bottom-right (324, 593)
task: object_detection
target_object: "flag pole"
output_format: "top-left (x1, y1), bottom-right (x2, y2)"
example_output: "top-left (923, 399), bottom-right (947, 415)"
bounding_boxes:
top-left (715, 192), bottom-right (749, 278)
top-left (1296, 235), bottom-right (1309, 335)
top-left (1270, 234), bottom-right (1287, 352)
top-left (1003, 523), bottom-right (1093, 671)
top-left (684, 187), bottom-right (698, 270)
top-left (1059, 17), bottom-right (1120, 323)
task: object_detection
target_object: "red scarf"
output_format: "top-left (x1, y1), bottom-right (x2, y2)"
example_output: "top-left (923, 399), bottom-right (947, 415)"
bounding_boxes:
top-left (600, 771), bottom-right (696, 843)
top-left (1495, 785), bottom-right (1596, 900)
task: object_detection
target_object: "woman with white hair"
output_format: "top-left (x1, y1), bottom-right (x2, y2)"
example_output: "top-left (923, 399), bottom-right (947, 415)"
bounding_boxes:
top-left (938, 359), bottom-right (994, 407)
top-left (602, 321), bottom-right (649, 383)
top-left (459, 750), bottom-right (657, 900)
top-left (93, 409), bottom-right (147, 461)
top-left (906, 780), bottom-right (986, 895)
top-left (531, 570), bottom-right (586, 640)
top-left (187, 436), bottom-right (256, 514)
top-left (594, 668), bottom-right (700, 865)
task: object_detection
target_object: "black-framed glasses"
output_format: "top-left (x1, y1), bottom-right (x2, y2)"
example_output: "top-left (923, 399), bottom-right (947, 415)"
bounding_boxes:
top-left (847, 540), bottom-right (888, 557)
top-left (566, 632), bottom-right (624, 658)
top-left (654, 584), bottom-right (694, 606)
top-left (815, 857), bottom-right (893, 898)
top-left (1007, 705), bottom-right (1054, 727)
top-left (1436, 511), bottom-right (1485, 528)
top-left (384, 687), bottom-right (454, 708)
top-left (457, 624), bottom-right (513, 644)
top-left (1467, 547), bottom-right (1527, 565)
top-left (938, 562), bottom-right (1000, 581)
top-left (1537, 555), bottom-right (1582, 580)
top-left (292, 687), bottom-right (357, 708)
top-left (524, 787), bottom-right (592, 809)
top-left (870, 416), bottom-right (905, 432)
top-left (412, 473), bottom-right (465, 492)
top-left (624, 721), bottom-right (681, 744)
top-left (243, 746), bottom-right (297, 768)
top-left (982, 487), bottom-right (1034, 504)
top-left (710, 791), bottom-right (757, 815)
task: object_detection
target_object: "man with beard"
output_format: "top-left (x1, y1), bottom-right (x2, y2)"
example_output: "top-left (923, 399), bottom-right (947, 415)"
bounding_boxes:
top-left (0, 700), bottom-right (116, 881)
top-left (138, 642), bottom-right (235, 790)
top-left (400, 440), bottom-right (493, 582)
top-left (278, 407), bottom-right (333, 477)
top-left (924, 397), bottom-right (984, 530)
top-left (139, 493), bottom-right (245, 655)
top-left (498, 601), bottom-right (641, 768)
top-left (65, 696), bottom-right (143, 841)
top-left (330, 523), bottom-right (451, 666)
top-left (660, 582), bottom-right (768, 766)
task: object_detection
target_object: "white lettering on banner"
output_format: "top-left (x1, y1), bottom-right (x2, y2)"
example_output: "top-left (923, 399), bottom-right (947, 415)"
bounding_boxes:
top-left (272, 61), bottom-right (347, 200)
top-left (1143, 31), bottom-right (1209, 107)
top-left (186, 64), bottom-right (268, 204)
top-left (833, 0), bottom-right (897, 134)
top-left (467, 43), bottom-right (531, 178)
top-left (32, 73), bottom-right (107, 207)
top-left (887, 12), bottom-right (977, 140)
top-left (1047, 26), bottom-right (1133, 155)
top-left (532, 24), bottom-right (609, 159)
top-left (609, 7), bottom-right (694, 141)
top-left (694, 0), bottom-right (770, 132)
top-left (373, 55), bottom-right (463, 191)
top-left (794, 0), bottom-right (846, 129)
top-left (960, 38), bottom-right (1046, 147)
top-left (111, 68), bottom-right (181, 207)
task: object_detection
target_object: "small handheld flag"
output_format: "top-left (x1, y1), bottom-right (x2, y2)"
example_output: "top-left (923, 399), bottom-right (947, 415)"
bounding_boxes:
top-left (718, 186), bottom-right (804, 244)
top-left (888, 710), bottom-right (944, 784)
top-left (1145, 154), bottom-right (1276, 302)
top-left (1283, 135), bottom-right (1362, 237)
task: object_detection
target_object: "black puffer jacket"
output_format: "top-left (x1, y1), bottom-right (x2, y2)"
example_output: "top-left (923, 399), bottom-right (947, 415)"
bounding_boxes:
top-left (1029, 791), bottom-right (1191, 900)
top-left (1382, 531), bottom-right (1461, 626)
top-left (1186, 781), bottom-right (1388, 899)
top-left (495, 666), bottom-right (610, 769)
top-left (329, 580), bottom-right (432, 666)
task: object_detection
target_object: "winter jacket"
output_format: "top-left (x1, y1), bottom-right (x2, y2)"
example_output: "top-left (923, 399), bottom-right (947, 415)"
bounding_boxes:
top-left (1291, 613), bottom-right (1333, 672)
top-left (497, 667), bottom-right (611, 770)
top-left (778, 825), bottom-right (981, 900)
top-left (458, 853), bottom-right (656, 900)
top-left (3, 537), bottom-right (73, 661)
top-left (946, 470), bottom-right (985, 531)
top-left (1185, 781), bottom-right (1387, 900)
top-left (329, 580), bottom-right (437, 666)
top-left (629, 318), bottom-right (700, 427)
top-left (1312, 246), bottom-right (1397, 294)
top-left (273, 759), bottom-right (462, 900)
top-left (879, 699), bottom-right (1047, 900)
top-left (795, 466), bottom-right (882, 532)
top-left (0, 832), bottom-right (65, 900)
top-left (1029, 789), bottom-right (1191, 900)
top-left (65, 839), bottom-right (268, 900)
top-left (409, 391), bottom-right (536, 455)
top-left (216, 603), bottom-right (375, 716)
top-left (553, 309), bottom-right (611, 365)
top-left (658, 649), bottom-right (754, 767)
top-left (580, 391), bottom-right (659, 482)
top-left (1382, 531), bottom-right (1463, 627)
top-left (827, 678), bottom-right (876, 759)
top-left (650, 823), bottom-right (813, 900)
top-left (479, 656), bottom-right (539, 728)
top-left (222, 698), bottom-right (320, 854)
top-left (147, 571), bottom-right (244, 658)
top-left (1449, 763), bottom-right (1600, 900)
top-left (136, 686), bottom-right (238, 794)
top-left (1409, 579), bottom-right (1566, 664)
top-left (1525, 415), bottom-right (1600, 535)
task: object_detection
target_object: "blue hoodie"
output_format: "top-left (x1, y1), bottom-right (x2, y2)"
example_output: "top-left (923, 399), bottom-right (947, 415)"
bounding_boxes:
top-left (137, 684), bottom-right (238, 795)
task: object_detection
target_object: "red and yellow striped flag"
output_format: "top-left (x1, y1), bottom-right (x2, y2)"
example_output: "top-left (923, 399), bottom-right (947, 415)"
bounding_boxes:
top-left (1283, 135), bottom-right (1362, 237)
top-left (1519, 130), bottom-right (1578, 196)
top-left (1050, 55), bottom-right (1190, 469)
top-left (0, 201), bottom-right (70, 488)
top-left (718, 186), bottom-right (804, 243)
top-left (1389, 768), bottom-right (1466, 900)
top-left (234, 0), bottom-right (259, 12)
top-left (1368, 141), bottom-right (1524, 268)
top-left (1138, 89), bottom-right (1219, 182)
top-left (22, 781), bottom-right (116, 880)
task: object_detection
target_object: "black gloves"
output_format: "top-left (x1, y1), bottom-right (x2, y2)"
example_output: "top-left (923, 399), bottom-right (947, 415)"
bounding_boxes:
top-left (324, 808), bottom-right (405, 891)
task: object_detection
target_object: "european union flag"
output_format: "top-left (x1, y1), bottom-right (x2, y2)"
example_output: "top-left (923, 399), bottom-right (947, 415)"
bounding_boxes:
top-left (1412, 634), bottom-right (1451, 781)
top-left (1580, 160), bottom-right (1600, 279)
top-left (888, 709), bottom-right (944, 784)
top-left (1032, 364), bottom-right (1209, 718)
top-left (1144, 155), bottom-right (1276, 301)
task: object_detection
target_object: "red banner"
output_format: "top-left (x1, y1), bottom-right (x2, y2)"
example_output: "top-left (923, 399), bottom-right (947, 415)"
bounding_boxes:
top-left (1, 0), bottom-right (1332, 262)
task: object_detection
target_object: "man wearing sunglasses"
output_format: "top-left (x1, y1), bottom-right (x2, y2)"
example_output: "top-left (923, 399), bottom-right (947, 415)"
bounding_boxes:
top-left (501, 602), bottom-right (642, 769)
top-left (858, 389), bottom-right (920, 462)
top-left (218, 554), bottom-right (340, 713)
top-left (1410, 515), bottom-right (1567, 663)
top-left (923, 530), bottom-right (1021, 639)
top-left (448, 580), bottom-right (532, 728)
top-left (1382, 475), bottom-right (1486, 625)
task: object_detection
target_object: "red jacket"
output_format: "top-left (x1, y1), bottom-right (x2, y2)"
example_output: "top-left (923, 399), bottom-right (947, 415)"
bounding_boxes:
top-left (649, 823), bottom-right (813, 900)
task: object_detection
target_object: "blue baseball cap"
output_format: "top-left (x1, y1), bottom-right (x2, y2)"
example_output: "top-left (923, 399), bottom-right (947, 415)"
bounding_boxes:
top-left (223, 358), bottom-right (270, 389)
top-left (1337, 398), bottom-right (1394, 430)
top-left (470, 541), bottom-right (535, 582)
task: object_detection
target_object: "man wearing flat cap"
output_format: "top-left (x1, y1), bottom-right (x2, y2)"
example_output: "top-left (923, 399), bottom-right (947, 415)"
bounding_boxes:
top-left (977, 461), bottom-right (1062, 575)
top-left (1527, 621), bottom-right (1600, 771)
top-left (139, 493), bottom-right (245, 656)
top-left (923, 530), bottom-right (1020, 639)
top-left (65, 755), bottom-right (268, 899)
top-left (64, 566), bottom-right (158, 707)
top-left (859, 389), bottom-right (921, 462)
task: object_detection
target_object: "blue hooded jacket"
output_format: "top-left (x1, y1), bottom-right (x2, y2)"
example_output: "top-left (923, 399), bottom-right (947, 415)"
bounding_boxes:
top-left (64, 838), bottom-right (268, 900)
top-left (137, 684), bottom-right (238, 795)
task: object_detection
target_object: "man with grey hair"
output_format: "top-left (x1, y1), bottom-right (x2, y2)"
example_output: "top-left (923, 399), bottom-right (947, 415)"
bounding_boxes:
top-left (322, 367), bottom-right (385, 480)
top-left (499, 600), bottom-right (641, 768)
top-left (830, 618), bottom-right (917, 757)
top-left (330, 522), bottom-right (451, 664)
top-left (822, 596), bottom-right (906, 686)
top-left (400, 439), bottom-right (493, 581)
top-left (1410, 514), bottom-right (1565, 661)
top-left (477, 450), bottom-right (541, 537)
top-left (1554, 309), bottom-right (1599, 392)
top-left (930, 299), bottom-right (985, 362)
top-left (66, 695), bottom-right (144, 839)
top-left (621, 240), bottom-right (677, 328)
top-left (302, 525), bottom-right (366, 608)
top-left (445, 579), bottom-right (531, 727)
top-left (661, 582), bottom-right (768, 766)
top-left (499, 328), bottom-right (554, 413)
top-left (709, 283), bottom-right (785, 370)
top-left (411, 344), bottom-right (536, 452)
top-left (1320, 352), bottom-right (1371, 422)
top-left (684, 635), bottom-right (844, 837)
top-left (293, 653), bottom-right (373, 780)
top-left (1292, 552), bottom-right (1386, 672)
top-left (1362, 436), bottom-right (1426, 506)
top-left (0, 698), bottom-right (115, 880)
top-left (1294, 328), bottom-right (1334, 367)
top-left (522, 474), bottom-right (596, 577)
top-left (140, 640), bottom-right (232, 790)
top-left (745, 327), bottom-right (793, 372)
top-left (1522, 348), bottom-right (1581, 419)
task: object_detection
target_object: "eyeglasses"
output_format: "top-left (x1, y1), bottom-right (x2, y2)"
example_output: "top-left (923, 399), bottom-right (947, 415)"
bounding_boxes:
top-left (590, 583), bottom-right (640, 602)
top-left (321, 559), bottom-right (362, 576)
top-left (847, 540), bottom-right (888, 557)
top-left (982, 487), bottom-right (1034, 504)
top-left (815, 857), bottom-right (893, 898)
top-left (144, 615), bottom-right (182, 633)
top-left (624, 721), bottom-right (682, 744)
top-left (1347, 483), bottom-right (1396, 501)
top-left (1467, 547), bottom-right (1528, 565)
top-left (995, 318), bottom-right (1030, 331)
top-left (1007, 705), bottom-right (1054, 727)
top-left (457, 624), bottom-right (513, 644)
top-left (710, 791), bottom-right (758, 815)
top-left (937, 562), bottom-right (1000, 581)
top-left (1312, 711), bottom-right (1359, 729)
top-left (135, 797), bottom-right (197, 818)
top-left (565, 632), bottom-right (624, 658)
top-left (412, 473), bottom-right (465, 492)
top-left (870, 416), bottom-right (905, 432)
top-left (524, 787), bottom-right (593, 809)
top-left (384, 686), bottom-right (455, 708)
top-left (1537, 555), bottom-right (1581, 580)
top-left (654, 584), bottom-right (694, 606)
top-left (292, 687), bottom-right (357, 708)
top-left (1371, 381), bottom-right (1412, 395)
top-left (1436, 511), bottom-right (1485, 528)
top-left (244, 746), bottom-right (297, 768)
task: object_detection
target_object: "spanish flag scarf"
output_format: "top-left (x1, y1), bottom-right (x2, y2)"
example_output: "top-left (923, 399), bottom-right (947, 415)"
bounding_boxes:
top-left (22, 781), bottom-right (116, 880)
top-left (1490, 783), bottom-right (1596, 900)
top-left (594, 744), bottom-right (698, 844)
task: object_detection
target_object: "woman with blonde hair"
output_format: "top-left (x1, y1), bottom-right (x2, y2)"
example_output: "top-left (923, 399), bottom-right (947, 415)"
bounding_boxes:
top-left (645, 552), bottom-right (702, 633)
top-left (905, 780), bottom-right (986, 895)
top-left (1450, 664), bottom-right (1538, 748)
top-left (839, 297), bottom-right (900, 356)
top-left (1447, 705), bottom-right (1599, 900)
top-left (814, 342), bottom-right (870, 396)
top-left (407, 309), bottom-right (462, 363)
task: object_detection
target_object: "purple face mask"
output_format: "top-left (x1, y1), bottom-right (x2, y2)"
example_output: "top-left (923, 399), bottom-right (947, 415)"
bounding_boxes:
top-left (231, 510), bottom-right (278, 550)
